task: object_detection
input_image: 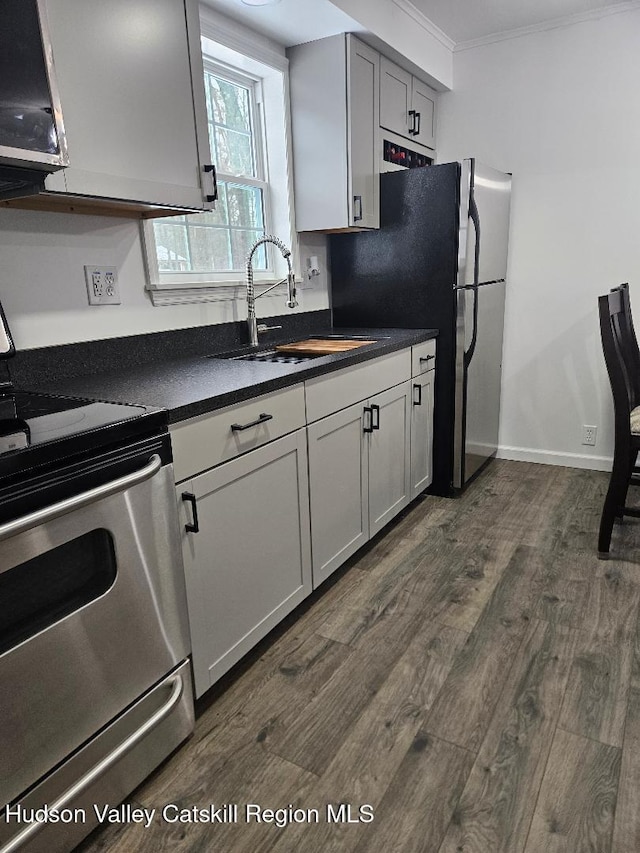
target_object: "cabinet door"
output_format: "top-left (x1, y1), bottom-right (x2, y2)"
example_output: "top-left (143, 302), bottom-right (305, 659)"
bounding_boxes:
top-left (410, 371), bottom-right (434, 500)
top-left (347, 36), bottom-right (380, 229)
top-left (307, 402), bottom-right (369, 588)
top-left (178, 430), bottom-right (312, 697)
top-left (45, 0), bottom-right (210, 209)
top-left (368, 382), bottom-right (412, 537)
top-left (379, 57), bottom-right (412, 139)
top-left (411, 78), bottom-right (437, 149)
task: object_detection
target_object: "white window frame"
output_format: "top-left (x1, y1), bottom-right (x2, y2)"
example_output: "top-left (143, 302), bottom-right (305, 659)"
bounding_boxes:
top-left (143, 8), bottom-right (299, 306)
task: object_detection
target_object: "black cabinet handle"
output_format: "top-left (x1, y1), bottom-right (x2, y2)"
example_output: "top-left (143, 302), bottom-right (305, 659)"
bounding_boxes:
top-left (353, 195), bottom-right (363, 222)
top-left (408, 109), bottom-right (417, 135)
top-left (371, 403), bottom-right (380, 430)
top-left (413, 383), bottom-right (422, 406)
top-left (231, 412), bottom-right (273, 432)
top-left (204, 163), bottom-right (218, 202)
top-left (182, 492), bottom-right (199, 534)
top-left (420, 355), bottom-right (435, 364)
top-left (415, 111), bottom-right (421, 136)
top-left (363, 406), bottom-right (373, 433)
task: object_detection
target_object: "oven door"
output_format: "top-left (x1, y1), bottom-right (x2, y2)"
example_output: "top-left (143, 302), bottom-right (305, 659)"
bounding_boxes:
top-left (0, 441), bottom-right (190, 808)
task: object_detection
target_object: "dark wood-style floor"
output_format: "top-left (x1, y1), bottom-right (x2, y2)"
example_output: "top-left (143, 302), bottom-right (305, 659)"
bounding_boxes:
top-left (79, 459), bottom-right (640, 853)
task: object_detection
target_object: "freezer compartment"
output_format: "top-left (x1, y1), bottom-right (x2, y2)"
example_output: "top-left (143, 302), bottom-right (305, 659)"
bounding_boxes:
top-left (0, 661), bottom-right (194, 853)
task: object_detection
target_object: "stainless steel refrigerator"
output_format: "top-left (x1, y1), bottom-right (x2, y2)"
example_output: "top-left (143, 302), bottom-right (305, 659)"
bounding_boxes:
top-left (330, 159), bottom-right (512, 497)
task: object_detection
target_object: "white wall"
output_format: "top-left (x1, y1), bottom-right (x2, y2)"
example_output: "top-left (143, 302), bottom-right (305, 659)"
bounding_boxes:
top-left (437, 7), bottom-right (640, 470)
top-left (0, 208), bottom-right (330, 350)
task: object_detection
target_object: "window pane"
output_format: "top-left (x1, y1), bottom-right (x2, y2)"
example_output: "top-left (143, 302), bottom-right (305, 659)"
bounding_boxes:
top-left (214, 127), bottom-right (254, 177)
top-left (151, 64), bottom-right (278, 280)
top-left (207, 75), bottom-right (250, 133)
top-left (188, 184), bottom-right (228, 227)
top-left (189, 226), bottom-right (232, 271)
top-left (226, 183), bottom-right (264, 229)
top-left (153, 222), bottom-right (190, 272)
top-left (232, 230), bottom-right (267, 271)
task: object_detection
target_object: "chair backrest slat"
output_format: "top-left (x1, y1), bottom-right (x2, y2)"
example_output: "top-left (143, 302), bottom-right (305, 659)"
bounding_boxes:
top-left (599, 289), bottom-right (639, 425)
top-left (617, 282), bottom-right (640, 379)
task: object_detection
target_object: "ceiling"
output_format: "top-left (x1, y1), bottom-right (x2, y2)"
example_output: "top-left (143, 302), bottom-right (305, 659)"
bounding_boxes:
top-left (201, 0), bottom-right (363, 48)
top-left (204, 0), bottom-right (637, 48)
top-left (411, 0), bottom-right (635, 44)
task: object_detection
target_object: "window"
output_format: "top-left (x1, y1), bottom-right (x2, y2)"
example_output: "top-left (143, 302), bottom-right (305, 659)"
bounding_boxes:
top-left (144, 16), bottom-right (297, 304)
top-left (153, 64), bottom-right (268, 277)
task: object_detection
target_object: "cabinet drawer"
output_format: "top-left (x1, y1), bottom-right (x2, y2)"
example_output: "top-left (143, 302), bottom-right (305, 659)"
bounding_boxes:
top-left (412, 339), bottom-right (436, 376)
top-left (171, 384), bottom-right (306, 482)
top-left (305, 349), bottom-right (411, 422)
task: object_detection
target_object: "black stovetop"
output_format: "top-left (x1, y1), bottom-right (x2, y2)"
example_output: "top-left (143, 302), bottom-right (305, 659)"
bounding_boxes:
top-left (0, 389), bottom-right (167, 482)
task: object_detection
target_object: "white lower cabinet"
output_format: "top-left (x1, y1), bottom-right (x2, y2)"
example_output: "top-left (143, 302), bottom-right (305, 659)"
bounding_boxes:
top-left (410, 370), bottom-right (435, 500)
top-left (171, 343), bottom-right (436, 696)
top-left (307, 403), bottom-right (369, 588)
top-left (177, 429), bottom-right (312, 698)
top-left (368, 382), bottom-right (412, 537)
top-left (307, 381), bottom-right (412, 588)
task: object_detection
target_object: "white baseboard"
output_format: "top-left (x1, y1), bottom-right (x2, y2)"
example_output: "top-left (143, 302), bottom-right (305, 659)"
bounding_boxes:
top-left (497, 445), bottom-right (612, 472)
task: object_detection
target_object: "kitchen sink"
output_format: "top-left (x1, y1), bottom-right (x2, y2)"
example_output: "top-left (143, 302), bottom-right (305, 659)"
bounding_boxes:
top-left (216, 349), bottom-right (326, 365)
top-left (208, 335), bottom-right (384, 364)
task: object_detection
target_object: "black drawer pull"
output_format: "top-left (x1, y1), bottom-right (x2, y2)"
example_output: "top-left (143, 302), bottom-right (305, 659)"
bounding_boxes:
top-left (408, 109), bottom-right (417, 135)
top-left (231, 412), bottom-right (273, 432)
top-left (182, 492), bottom-right (199, 534)
top-left (413, 383), bottom-right (422, 406)
top-left (363, 406), bottom-right (374, 433)
top-left (419, 354), bottom-right (435, 363)
top-left (371, 403), bottom-right (380, 430)
top-left (415, 111), bottom-right (421, 136)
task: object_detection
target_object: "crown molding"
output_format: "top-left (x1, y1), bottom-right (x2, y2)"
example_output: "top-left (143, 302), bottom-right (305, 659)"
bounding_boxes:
top-left (392, 0), bottom-right (455, 51)
top-left (454, 0), bottom-right (640, 52)
top-left (199, 4), bottom-right (288, 70)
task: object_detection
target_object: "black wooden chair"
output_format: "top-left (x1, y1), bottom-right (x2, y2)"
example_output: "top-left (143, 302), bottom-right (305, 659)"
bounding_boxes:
top-left (598, 287), bottom-right (640, 557)
top-left (615, 283), bottom-right (640, 487)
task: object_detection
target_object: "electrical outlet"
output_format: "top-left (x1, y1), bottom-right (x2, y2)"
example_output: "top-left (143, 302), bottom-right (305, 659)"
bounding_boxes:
top-left (582, 425), bottom-right (597, 446)
top-left (84, 266), bottom-right (121, 305)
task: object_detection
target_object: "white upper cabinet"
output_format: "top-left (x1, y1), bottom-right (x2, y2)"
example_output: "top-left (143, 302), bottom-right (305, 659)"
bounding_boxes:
top-left (42, 0), bottom-right (214, 213)
top-left (380, 57), bottom-right (436, 150)
top-left (347, 36), bottom-right (380, 230)
top-left (288, 33), bottom-right (380, 231)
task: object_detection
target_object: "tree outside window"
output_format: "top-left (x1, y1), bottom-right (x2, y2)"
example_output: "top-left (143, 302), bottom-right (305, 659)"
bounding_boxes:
top-left (153, 65), bottom-right (268, 276)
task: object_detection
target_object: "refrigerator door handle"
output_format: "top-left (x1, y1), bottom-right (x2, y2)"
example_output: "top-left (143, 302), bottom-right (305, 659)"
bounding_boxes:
top-left (463, 192), bottom-right (481, 368)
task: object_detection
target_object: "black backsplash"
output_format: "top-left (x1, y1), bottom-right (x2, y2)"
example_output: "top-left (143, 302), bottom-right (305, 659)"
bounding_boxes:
top-left (9, 310), bottom-right (331, 389)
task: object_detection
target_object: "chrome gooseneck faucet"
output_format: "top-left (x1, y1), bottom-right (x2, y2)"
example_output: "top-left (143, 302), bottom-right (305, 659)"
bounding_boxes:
top-left (246, 235), bottom-right (297, 347)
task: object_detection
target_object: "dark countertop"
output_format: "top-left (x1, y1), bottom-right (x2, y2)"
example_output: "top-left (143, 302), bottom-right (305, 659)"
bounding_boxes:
top-left (24, 327), bottom-right (438, 423)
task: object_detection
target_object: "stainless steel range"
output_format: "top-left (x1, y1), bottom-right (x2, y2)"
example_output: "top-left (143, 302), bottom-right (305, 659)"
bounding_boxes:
top-left (0, 377), bottom-right (193, 852)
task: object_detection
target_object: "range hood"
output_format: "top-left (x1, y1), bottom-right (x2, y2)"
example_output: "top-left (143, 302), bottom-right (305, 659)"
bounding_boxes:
top-left (0, 0), bottom-right (69, 200)
top-left (0, 165), bottom-right (46, 201)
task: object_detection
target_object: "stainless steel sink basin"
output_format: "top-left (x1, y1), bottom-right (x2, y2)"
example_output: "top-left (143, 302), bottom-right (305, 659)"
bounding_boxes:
top-left (208, 334), bottom-right (386, 364)
top-left (209, 349), bottom-right (326, 365)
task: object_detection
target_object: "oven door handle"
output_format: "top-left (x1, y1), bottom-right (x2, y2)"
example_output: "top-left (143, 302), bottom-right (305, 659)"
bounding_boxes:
top-left (0, 453), bottom-right (162, 543)
top-left (0, 672), bottom-right (184, 853)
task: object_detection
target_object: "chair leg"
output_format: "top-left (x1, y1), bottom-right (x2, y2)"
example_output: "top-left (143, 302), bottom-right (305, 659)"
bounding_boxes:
top-left (617, 448), bottom-right (638, 518)
top-left (599, 447), bottom-right (633, 557)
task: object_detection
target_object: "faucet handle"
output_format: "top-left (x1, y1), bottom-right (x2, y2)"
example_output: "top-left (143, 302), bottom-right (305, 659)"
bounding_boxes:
top-left (257, 323), bottom-right (283, 333)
